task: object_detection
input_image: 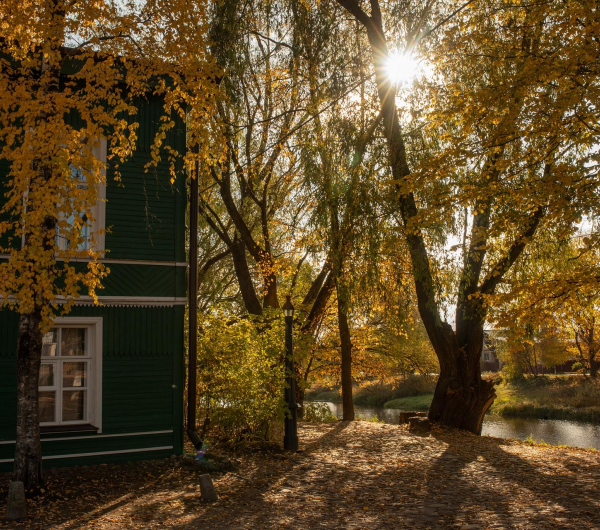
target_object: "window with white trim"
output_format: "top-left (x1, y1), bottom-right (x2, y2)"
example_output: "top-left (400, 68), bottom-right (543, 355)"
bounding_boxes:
top-left (483, 352), bottom-right (491, 362)
top-left (55, 140), bottom-right (107, 252)
top-left (38, 317), bottom-right (103, 429)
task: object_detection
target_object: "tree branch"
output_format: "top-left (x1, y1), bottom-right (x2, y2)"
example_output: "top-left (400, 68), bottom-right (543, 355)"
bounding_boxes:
top-left (480, 204), bottom-right (546, 295)
top-left (337, 0), bottom-right (372, 27)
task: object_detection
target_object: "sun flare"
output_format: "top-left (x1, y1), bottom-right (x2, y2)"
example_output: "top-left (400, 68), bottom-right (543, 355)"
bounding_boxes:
top-left (385, 51), bottom-right (418, 85)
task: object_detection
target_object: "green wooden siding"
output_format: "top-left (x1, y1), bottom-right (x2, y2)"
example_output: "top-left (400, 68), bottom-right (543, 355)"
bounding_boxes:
top-left (19, 262), bottom-right (185, 298)
top-left (105, 156), bottom-right (187, 263)
top-left (0, 305), bottom-right (185, 470)
top-left (82, 263), bottom-right (185, 298)
top-left (104, 95), bottom-right (187, 263)
top-left (0, 95), bottom-right (188, 263)
top-left (0, 93), bottom-right (188, 471)
top-left (0, 310), bottom-right (18, 444)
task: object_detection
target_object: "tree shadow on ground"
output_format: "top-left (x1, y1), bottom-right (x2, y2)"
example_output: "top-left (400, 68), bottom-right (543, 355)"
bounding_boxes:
top-left (427, 428), bottom-right (599, 528)
top-left (4, 423), bottom-right (599, 530)
top-left (137, 423), bottom-right (598, 529)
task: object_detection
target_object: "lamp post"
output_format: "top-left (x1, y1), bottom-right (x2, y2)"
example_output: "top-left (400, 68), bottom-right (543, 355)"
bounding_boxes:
top-left (283, 295), bottom-right (298, 451)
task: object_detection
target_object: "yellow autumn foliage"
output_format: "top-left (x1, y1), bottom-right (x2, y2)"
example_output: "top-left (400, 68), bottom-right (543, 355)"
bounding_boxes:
top-left (0, 0), bottom-right (221, 326)
top-left (196, 311), bottom-right (287, 443)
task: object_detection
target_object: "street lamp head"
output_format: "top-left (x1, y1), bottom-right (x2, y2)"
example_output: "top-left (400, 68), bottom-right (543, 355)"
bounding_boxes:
top-left (283, 295), bottom-right (294, 318)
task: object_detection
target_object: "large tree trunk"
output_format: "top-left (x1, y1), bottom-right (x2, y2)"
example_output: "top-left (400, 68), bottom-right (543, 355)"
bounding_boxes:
top-left (336, 0), bottom-right (541, 434)
top-left (430, 291), bottom-right (496, 433)
top-left (14, 311), bottom-right (45, 493)
top-left (337, 284), bottom-right (354, 421)
top-left (428, 320), bottom-right (495, 434)
top-left (430, 368), bottom-right (496, 434)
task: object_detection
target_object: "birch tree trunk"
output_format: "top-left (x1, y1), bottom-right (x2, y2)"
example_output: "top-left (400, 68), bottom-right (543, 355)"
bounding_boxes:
top-left (13, 0), bottom-right (64, 492)
top-left (14, 310), bottom-right (44, 492)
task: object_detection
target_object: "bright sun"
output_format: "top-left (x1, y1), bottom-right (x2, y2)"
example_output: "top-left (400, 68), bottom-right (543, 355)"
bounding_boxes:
top-left (385, 51), bottom-right (419, 85)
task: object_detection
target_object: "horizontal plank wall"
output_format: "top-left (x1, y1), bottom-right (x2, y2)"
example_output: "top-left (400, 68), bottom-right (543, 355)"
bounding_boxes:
top-left (0, 305), bottom-right (184, 469)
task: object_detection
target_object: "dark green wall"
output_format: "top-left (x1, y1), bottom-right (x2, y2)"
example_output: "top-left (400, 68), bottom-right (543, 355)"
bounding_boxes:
top-left (104, 96), bottom-right (187, 263)
top-left (0, 95), bottom-right (188, 263)
top-left (105, 156), bottom-right (187, 263)
top-left (0, 94), bottom-right (188, 471)
top-left (0, 305), bottom-right (185, 470)
top-left (73, 263), bottom-right (186, 298)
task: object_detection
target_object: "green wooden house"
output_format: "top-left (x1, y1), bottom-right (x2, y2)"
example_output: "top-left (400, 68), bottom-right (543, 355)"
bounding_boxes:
top-left (0, 97), bottom-right (188, 471)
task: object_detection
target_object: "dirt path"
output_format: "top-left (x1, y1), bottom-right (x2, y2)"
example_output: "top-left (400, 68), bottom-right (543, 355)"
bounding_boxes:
top-left (2, 422), bottom-right (599, 529)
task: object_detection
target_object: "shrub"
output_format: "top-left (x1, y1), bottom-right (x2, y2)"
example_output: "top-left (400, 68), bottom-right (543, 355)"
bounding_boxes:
top-left (195, 311), bottom-right (286, 444)
top-left (303, 402), bottom-right (338, 423)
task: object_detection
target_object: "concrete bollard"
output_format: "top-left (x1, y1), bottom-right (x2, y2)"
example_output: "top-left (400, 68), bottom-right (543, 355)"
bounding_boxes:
top-left (199, 474), bottom-right (218, 502)
top-left (5, 481), bottom-right (27, 521)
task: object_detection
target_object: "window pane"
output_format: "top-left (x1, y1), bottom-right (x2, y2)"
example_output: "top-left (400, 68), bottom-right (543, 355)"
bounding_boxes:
top-left (42, 329), bottom-right (58, 357)
top-left (61, 328), bottom-right (85, 356)
top-left (39, 391), bottom-right (56, 422)
top-left (63, 362), bottom-right (86, 388)
top-left (39, 364), bottom-right (54, 387)
top-left (63, 390), bottom-right (86, 421)
top-left (70, 165), bottom-right (86, 181)
top-left (65, 167), bottom-right (90, 250)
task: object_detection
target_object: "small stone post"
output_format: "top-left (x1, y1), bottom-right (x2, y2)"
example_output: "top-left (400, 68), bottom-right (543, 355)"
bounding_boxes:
top-left (6, 481), bottom-right (27, 521)
top-left (199, 474), bottom-right (218, 502)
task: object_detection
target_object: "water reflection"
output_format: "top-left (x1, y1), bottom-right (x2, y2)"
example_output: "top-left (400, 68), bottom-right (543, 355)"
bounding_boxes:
top-left (481, 416), bottom-right (600, 449)
top-left (313, 401), bottom-right (600, 450)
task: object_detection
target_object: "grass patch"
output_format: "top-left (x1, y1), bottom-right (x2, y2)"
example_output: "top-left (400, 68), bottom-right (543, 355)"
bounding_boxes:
top-left (353, 376), bottom-right (436, 407)
top-left (304, 389), bottom-right (342, 403)
top-left (489, 376), bottom-right (600, 422)
top-left (306, 375), bottom-right (600, 423)
top-left (306, 376), bottom-right (437, 408)
top-left (384, 394), bottom-right (433, 411)
top-left (353, 393), bottom-right (388, 407)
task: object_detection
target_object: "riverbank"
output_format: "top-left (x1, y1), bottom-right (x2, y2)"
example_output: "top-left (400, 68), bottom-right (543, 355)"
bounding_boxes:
top-left (307, 376), bottom-right (600, 422)
top-left (490, 376), bottom-right (600, 422)
top-left (3, 422), bottom-right (598, 529)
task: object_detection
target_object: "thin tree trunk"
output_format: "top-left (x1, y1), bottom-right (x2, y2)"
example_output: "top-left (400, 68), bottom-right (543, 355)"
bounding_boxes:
top-left (337, 284), bottom-right (354, 421)
top-left (263, 269), bottom-right (279, 309)
top-left (589, 325), bottom-right (598, 378)
top-left (302, 272), bottom-right (335, 333)
top-left (590, 356), bottom-right (598, 378)
top-left (231, 234), bottom-right (263, 316)
top-left (295, 362), bottom-right (307, 420)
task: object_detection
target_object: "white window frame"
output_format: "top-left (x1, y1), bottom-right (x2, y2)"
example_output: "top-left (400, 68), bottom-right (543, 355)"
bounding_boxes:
top-left (483, 352), bottom-right (491, 362)
top-left (55, 140), bottom-right (107, 252)
top-left (39, 317), bottom-right (103, 432)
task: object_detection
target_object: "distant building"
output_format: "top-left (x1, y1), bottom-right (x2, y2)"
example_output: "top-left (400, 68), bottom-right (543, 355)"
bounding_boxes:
top-left (480, 330), bottom-right (501, 372)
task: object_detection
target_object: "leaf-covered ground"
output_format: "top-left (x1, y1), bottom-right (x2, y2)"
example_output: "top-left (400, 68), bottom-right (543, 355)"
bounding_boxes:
top-left (2, 422), bottom-right (599, 529)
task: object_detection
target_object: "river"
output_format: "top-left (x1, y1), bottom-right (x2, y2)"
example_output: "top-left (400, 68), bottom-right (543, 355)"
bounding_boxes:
top-left (313, 401), bottom-right (600, 450)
